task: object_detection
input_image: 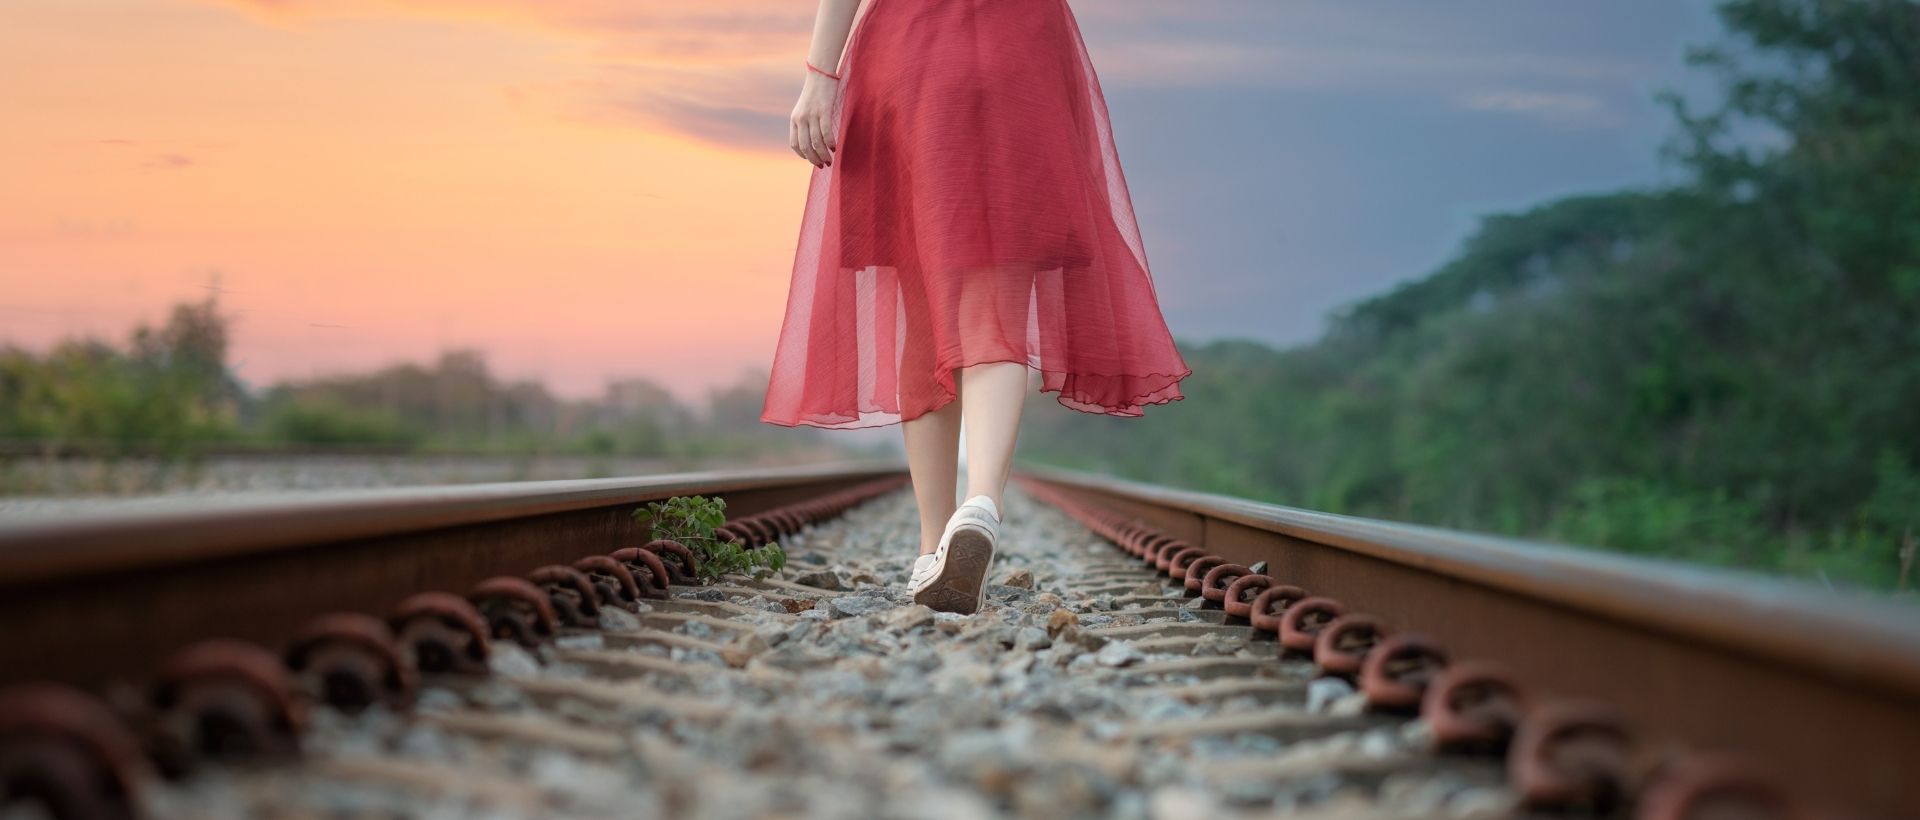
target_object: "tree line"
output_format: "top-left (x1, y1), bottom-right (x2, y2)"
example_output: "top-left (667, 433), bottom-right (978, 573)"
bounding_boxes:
top-left (0, 298), bottom-right (833, 461)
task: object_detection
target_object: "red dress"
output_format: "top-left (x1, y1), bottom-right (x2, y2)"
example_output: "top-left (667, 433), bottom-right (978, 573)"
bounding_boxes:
top-left (761, 0), bottom-right (1191, 430)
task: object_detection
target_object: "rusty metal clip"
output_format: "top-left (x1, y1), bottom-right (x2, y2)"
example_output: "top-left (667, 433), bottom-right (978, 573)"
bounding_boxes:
top-left (609, 547), bottom-right (671, 599)
top-left (1278, 596), bottom-right (1345, 656)
top-left (1510, 699), bottom-right (1634, 813)
top-left (1422, 660), bottom-right (1528, 753)
top-left (285, 612), bottom-right (416, 713)
top-left (1165, 548), bottom-right (1208, 583)
top-left (642, 539), bottom-right (701, 584)
top-left (389, 592), bottom-right (491, 675)
top-left (1199, 563), bottom-right (1250, 607)
top-left (1358, 633), bottom-right (1448, 713)
top-left (1246, 584), bottom-right (1308, 635)
top-left (0, 683), bottom-right (149, 820)
top-left (468, 576), bottom-right (558, 648)
top-left (1313, 613), bottom-right (1385, 679)
top-left (1221, 574), bottom-right (1274, 621)
top-left (526, 565), bottom-right (602, 627)
top-left (150, 639), bottom-right (304, 775)
top-left (573, 556), bottom-right (642, 612)
top-left (1636, 754), bottom-right (1806, 820)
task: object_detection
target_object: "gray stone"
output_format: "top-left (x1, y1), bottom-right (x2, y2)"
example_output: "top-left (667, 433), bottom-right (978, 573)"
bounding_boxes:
top-left (829, 596), bottom-right (889, 617)
top-left (881, 604), bottom-right (937, 633)
top-left (1095, 640), bottom-right (1145, 668)
top-left (555, 631), bottom-right (604, 651)
top-left (1016, 626), bottom-right (1051, 651)
top-left (1359, 726), bottom-right (1400, 757)
top-left (414, 687), bottom-right (464, 712)
top-left (792, 570), bottom-right (846, 591)
top-left (1306, 675), bottom-right (1356, 713)
top-left (597, 607), bottom-right (642, 631)
top-left (488, 643), bottom-right (543, 679)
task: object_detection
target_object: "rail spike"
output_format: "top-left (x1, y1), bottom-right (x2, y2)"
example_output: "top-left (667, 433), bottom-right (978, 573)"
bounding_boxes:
top-left (609, 547), bottom-right (672, 600)
top-left (643, 539), bottom-right (700, 585)
top-left (1198, 562), bottom-right (1249, 607)
top-left (1510, 699), bottom-right (1636, 814)
top-left (148, 639), bottom-right (304, 777)
top-left (1313, 613), bottom-right (1386, 680)
top-left (389, 592), bottom-right (492, 676)
top-left (284, 613), bottom-right (417, 713)
top-left (1221, 573), bottom-right (1273, 621)
top-left (469, 576), bottom-right (558, 649)
top-left (1180, 555), bottom-right (1225, 593)
top-left (573, 556), bottom-right (643, 613)
top-left (1358, 633), bottom-right (1449, 713)
top-left (526, 565), bottom-right (602, 628)
top-left (1278, 596), bottom-right (1346, 657)
top-left (1246, 584), bottom-right (1308, 635)
top-left (1635, 754), bottom-right (1806, 820)
top-left (1422, 660), bottom-right (1529, 753)
top-left (0, 683), bottom-right (149, 820)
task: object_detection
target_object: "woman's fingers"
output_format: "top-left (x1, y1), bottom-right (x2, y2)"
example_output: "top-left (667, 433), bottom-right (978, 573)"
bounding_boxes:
top-left (789, 118), bottom-right (806, 162)
top-left (793, 115), bottom-right (819, 166)
top-left (808, 118), bottom-right (832, 167)
top-left (803, 124), bottom-right (823, 167)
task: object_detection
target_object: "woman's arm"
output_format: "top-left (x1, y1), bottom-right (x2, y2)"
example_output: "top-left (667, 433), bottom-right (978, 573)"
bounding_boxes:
top-left (790, 0), bottom-right (863, 168)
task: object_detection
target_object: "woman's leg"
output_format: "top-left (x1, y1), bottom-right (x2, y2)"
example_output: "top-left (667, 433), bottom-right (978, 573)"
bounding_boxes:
top-left (958, 361), bottom-right (1028, 514)
top-left (902, 391), bottom-right (962, 555)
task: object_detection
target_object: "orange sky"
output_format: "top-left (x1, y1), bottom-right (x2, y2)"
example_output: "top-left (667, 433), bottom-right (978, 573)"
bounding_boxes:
top-left (1, 0), bottom-right (834, 400)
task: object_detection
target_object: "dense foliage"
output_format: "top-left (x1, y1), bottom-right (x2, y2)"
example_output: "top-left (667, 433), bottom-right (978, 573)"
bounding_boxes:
top-left (1018, 0), bottom-right (1920, 591)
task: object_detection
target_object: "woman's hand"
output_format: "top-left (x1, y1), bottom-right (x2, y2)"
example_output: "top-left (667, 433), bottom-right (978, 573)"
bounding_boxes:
top-left (790, 72), bottom-right (838, 168)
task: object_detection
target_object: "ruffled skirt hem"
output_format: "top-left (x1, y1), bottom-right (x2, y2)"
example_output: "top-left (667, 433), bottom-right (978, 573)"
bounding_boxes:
top-left (760, 356), bottom-right (1190, 431)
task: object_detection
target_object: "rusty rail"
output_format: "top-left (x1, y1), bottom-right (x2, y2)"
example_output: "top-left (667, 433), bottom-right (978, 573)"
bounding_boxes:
top-left (0, 461), bottom-right (905, 689)
top-left (3, 458), bottom-right (1914, 819)
top-left (1014, 464), bottom-right (1920, 820)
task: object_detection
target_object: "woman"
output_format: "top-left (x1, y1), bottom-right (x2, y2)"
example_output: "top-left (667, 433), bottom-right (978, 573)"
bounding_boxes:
top-left (761, 0), bottom-right (1191, 615)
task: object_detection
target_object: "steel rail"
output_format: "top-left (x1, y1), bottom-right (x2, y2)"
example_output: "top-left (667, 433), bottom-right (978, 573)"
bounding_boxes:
top-left (0, 461), bottom-right (906, 689)
top-left (1017, 463), bottom-right (1920, 819)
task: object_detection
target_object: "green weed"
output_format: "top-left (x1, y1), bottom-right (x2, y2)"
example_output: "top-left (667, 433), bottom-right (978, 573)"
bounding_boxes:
top-left (633, 495), bottom-right (786, 583)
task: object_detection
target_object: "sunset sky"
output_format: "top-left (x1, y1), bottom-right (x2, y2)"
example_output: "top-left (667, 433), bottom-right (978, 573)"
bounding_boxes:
top-left (2, 0), bottom-right (1722, 403)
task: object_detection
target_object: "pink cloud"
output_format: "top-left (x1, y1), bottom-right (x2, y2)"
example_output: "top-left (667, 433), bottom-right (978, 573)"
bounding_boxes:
top-left (143, 153), bottom-right (196, 170)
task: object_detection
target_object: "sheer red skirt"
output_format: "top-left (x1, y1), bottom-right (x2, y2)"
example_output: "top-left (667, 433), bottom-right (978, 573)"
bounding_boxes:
top-left (761, 0), bottom-right (1191, 430)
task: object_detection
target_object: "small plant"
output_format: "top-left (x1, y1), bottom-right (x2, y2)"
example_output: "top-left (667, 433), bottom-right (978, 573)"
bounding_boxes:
top-left (633, 495), bottom-right (786, 583)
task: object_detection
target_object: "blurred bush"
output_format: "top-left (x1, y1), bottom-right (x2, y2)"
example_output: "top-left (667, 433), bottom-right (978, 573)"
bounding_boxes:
top-left (1, 300), bottom-right (238, 455)
top-left (259, 399), bottom-right (425, 449)
top-left (1, 304), bottom-right (828, 461)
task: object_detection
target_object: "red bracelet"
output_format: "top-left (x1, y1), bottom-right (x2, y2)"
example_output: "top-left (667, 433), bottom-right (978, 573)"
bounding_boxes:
top-left (806, 60), bottom-right (841, 81)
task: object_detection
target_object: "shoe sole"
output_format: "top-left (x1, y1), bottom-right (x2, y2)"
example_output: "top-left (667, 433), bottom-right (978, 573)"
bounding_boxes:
top-left (914, 526), bottom-right (994, 615)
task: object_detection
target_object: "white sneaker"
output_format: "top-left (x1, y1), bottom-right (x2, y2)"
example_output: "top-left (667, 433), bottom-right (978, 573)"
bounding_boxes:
top-left (908, 553), bottom-right (939, 593)
top-left (913, 495), bottom-right (1000, 615)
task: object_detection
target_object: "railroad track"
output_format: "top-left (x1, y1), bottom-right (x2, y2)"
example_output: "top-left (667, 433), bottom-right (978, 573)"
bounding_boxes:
top-left (0, 462), bottom-right (1913, 819)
